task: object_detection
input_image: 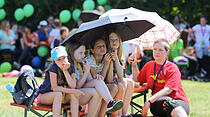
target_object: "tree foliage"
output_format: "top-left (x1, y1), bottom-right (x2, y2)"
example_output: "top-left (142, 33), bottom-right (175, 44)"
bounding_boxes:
top-left (1, 0), bottom-right (210, 28)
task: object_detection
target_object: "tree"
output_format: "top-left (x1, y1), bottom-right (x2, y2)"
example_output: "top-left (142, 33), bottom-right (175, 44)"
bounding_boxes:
top-left (1, 0), bottom-right (210, 29)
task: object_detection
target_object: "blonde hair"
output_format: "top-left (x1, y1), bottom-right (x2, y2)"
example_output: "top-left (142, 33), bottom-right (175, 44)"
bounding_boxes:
top-left (153, 39), bottom-right (170, 51)
top-left (108, 32), bottom-right (123, 60)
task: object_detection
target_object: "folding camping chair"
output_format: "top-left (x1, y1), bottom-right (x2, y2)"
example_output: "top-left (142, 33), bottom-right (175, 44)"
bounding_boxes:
top-left (130, 83), bottom-right (148, 114)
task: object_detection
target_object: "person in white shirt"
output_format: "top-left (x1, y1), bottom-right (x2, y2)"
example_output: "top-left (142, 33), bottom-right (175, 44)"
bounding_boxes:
top-left (190, 16), bottom-right (210, 78)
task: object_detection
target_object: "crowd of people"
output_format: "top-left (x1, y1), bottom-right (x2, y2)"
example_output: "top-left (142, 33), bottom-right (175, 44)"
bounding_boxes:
top-left (0, 17), bottom-right (70, 76)
top-left (123, 15), bottom-right (210, 82)
top-left (1, 10), bottom-right (210, 116)
top-left (169, 15), bottom-right (210, 81)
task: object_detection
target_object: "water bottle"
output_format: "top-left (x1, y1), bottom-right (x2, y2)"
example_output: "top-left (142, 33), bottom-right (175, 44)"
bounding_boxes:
top-left (5, 83), bottom-right (16, 94)
top-left (208, 49), bottom-right (210, 56)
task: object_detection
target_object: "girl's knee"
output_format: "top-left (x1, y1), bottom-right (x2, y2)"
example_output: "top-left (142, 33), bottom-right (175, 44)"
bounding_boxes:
top-left (92, 90), bottom-right (102, 101)
top-left (54, 92), bottom-right (62, 98)
top-left (126, 79), bottom-right (135, 88)
top-left (117, 83), bottom-right (126, 93)
top-left (93, 79), bottom-right (105, 85)
top-left (108, 84), bottom-right (119, 94)
top-left (88, 88), bottom-right (100, 98)
top-left (70, 94), bottom-right (77, 99)
top-left (111, 84), bottom-right (118, 92)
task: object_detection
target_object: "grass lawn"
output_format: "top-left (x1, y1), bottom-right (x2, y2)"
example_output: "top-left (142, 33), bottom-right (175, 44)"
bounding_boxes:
top-left (0, 77), bottom-right (210, 117)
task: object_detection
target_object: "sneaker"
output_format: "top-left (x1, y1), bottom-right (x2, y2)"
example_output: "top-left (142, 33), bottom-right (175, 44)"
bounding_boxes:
top-left (192, 75), bottom-right (200, 81)
top-left (106, 100), bottom-right (124, 113)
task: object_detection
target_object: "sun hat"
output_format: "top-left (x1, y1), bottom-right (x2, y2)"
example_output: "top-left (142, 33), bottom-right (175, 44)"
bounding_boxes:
top-left (39, 20), bottom-right (48, 26)
top-left (51, 46), bottom-right (68, 61)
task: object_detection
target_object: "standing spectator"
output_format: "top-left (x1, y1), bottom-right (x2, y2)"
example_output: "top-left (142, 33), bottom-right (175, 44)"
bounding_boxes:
top-left (49, 19), bottom-right (62, 49)
top-left (0, 20), bottom-right (16, 63)
top-left (35, 20), bottom-right (49, 46)
top-left (49, 26), bottom-right (69, 49)
top-left (172, 15), bottom-right (187, 31)
top-left (47, 16), bottom-right (54, 32)
top-left (190, 16), bottom-right (210, 78)
top-left (172, 15), bottom-right (190, 48)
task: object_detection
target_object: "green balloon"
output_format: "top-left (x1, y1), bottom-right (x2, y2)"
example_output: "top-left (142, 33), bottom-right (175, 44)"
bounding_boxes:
top-left (0, 0), bottom-right (5, 8)
top-left (14, 8), bottom-right (24, 21)
top-left (0, 62), bottom-right (12, 73)
top-left (59, 10), bottom-right (71, 23)
top-left (23, 4), bottom-right (34, 17)
top-left (37, 46), bottom-right (49, 57)
top-left (97, 0), bottom-right (107, 5)
top-left (0, 9), bottom-right (6, 20)
top-left (83, 0), bottom-right (95, 10)
top-left (72, 9), bottom-right (81, 21)
top-left (104, 5), bottom-right (112, 11)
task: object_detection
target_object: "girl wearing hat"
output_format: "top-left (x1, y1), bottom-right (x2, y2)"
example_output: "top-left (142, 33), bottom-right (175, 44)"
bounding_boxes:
top-left (38, 46), bottom-right (100, 117)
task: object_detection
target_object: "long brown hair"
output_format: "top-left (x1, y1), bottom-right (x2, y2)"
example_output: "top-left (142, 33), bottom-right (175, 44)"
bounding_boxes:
top-left (107, 31), bottom-right (123, 60)
top-left (65, 41), bottom-right (85, 64)
top-left (45, 62), bottom-right (68, 86)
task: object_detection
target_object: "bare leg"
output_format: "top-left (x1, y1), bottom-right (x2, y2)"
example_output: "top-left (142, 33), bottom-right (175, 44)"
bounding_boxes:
top-left (171, 106), bottom-right (188, 117)
top-left (114, 80), bottom-right (126, 115)
top-left (84, 79), bottom-right (113, 103)
top-left (65, 94), bottom-right (79, 117)
top-left (98, 84), bottom-right (118, 117)
top-left (79, 88), bottom-right (102, 117)
top-left (122, 78), bottom-right (134, 115)
top-left (40, 92), bottom-right (63, 117)
top-left (107, 84), bottom-right (119, 97)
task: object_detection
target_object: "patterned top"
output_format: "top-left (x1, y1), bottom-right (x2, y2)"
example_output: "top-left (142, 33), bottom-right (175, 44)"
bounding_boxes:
top-left (86, 55), bottom-right (104, 74)
top-left (74, 62), bottom-right (84, 80)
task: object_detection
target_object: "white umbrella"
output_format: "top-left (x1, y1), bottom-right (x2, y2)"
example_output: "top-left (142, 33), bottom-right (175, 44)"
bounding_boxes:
top-left (100, 7), bottom-right (180, 47)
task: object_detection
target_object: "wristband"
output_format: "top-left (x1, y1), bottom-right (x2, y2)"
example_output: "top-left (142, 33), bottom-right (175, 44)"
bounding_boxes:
top-left (147, 100), bottom-right (152, 105)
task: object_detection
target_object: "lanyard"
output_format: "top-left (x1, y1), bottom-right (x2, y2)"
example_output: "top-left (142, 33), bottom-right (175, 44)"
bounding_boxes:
top-left (151, 60), bottom-right (167, 95)
top-left (75, 62), bottom-right (84, 80)
top-left (201, 25), bottom-right (206, 37)
top-left (91, 55), bottom-right (103, 74)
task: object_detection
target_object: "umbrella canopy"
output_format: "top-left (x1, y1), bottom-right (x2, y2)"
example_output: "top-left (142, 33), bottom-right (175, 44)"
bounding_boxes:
top-left (62, 13), bottom-right (155, 47)
top-left (101, 7), bottom-right (180, 47)
top-left (80, 10), bottom-right (102, 22)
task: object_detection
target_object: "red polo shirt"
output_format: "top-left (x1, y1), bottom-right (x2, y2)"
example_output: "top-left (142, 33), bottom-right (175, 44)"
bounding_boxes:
top-left (137, 61), bottom-right (189, 103)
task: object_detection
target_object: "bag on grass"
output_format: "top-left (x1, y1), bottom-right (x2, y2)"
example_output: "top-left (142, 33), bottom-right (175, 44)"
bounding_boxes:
top-left (13, 70), bottom-right (39, 107)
